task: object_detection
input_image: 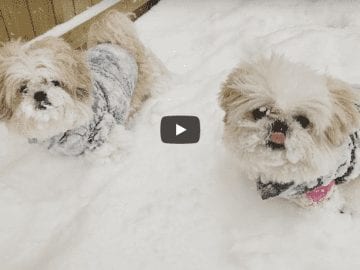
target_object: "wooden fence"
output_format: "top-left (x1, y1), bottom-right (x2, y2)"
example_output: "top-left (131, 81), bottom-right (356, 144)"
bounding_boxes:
top-left (0, 0), bottom-right (159, 46)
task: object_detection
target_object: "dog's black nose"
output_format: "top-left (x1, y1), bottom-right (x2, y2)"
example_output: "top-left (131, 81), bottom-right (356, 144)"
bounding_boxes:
top-left (271, 120), bottom-right (288, 134)
top-left (34, 91), bottom-right (47, 102)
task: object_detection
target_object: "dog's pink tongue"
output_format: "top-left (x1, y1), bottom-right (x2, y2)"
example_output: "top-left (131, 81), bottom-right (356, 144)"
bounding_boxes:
top-left (306, 181), bottom-right (335, 203)
top-left (270, 132), bottom-right (285, 144)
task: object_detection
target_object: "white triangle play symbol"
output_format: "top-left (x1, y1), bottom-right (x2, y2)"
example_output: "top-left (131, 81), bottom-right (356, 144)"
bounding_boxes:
top-left (176, 124), bottom-right (186, 136)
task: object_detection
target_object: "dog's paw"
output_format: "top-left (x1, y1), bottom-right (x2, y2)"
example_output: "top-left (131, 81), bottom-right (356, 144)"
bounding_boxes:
top-left (320, 188), bottom-right (348, 214)
top-left (85, 125), bottom-right (134, 162)
top-left (337, 180), bottom-right (360, 216)
top-left (338, 203), bottom-right (353, 215)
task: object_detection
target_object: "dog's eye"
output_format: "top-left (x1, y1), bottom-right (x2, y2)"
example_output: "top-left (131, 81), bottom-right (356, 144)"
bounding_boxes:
top-left (252, 107), bottom-right (267, 120)
top-left (19, 84), bottom-right (28, 94)
top-left (51, 80), bottom-right (60, 87)
top-left (294, 115), bottom-right (310, 128)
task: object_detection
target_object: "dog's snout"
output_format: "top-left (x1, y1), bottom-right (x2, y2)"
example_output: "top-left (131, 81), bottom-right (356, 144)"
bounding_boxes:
top-left (34, 91), bottom-right (47, 102)
top-left (271, 120), bottom-right (288, 134)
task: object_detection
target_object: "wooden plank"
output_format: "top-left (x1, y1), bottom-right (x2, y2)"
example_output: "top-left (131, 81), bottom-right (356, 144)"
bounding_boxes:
top-left (73, 0), bottom-right (92, 15)
top-left (132, 0), bottom-right (160, 18)
top-left (0, 0), bottom-right (34, 40)
top-left (27, 0), bottom-right (56, 35)
top-left (126, 0), bottom-right (148, 13)
top-left (52, 0), bottom-right (75, 24)
top-left (62, 0), bottom-right (160, 48)
top-left (0, 10), bottom-right (9, 42)
top-left (61, 1), bottom-right (130, 48)
top-left (91, 0), bottom-right (103, 5)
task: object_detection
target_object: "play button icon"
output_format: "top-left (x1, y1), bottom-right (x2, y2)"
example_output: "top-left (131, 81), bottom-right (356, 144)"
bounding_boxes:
top-left (176, 124), bottom-right (186, 136)
top-left (161, 115), bottom-right (200, 144)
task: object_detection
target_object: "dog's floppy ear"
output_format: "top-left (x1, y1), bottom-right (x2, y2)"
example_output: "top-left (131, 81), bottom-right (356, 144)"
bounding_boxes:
top-left (70, 51), bottom-right (92, 101)
top-left (0, 75), bottom-right (12, 120)
top-left (0, 42), bottom-right (19, 120)
top-left (219, 66), bottom-right (251, 122)
top-left (219, 84), bottom-right (243, 112)
top-left (325, 77), bottom-right (360, 145)
top-left (0, 55), bottom-right (8, 119)
top-left (0, 78), bottom-right (12, 120)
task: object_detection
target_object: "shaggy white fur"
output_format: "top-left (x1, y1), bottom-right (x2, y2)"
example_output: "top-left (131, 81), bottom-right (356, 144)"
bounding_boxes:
top-left (219, 54), bottom-right (360, 206)
top-left (0, 11), bottom-right (162, 153)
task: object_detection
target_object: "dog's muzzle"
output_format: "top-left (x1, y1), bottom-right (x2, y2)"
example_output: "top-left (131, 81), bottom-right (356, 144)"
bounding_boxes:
top-left (267, 120), bottom-right (288, 150)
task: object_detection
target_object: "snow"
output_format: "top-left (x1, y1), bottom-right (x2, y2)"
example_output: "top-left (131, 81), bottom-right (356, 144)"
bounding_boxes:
top-left (2, 0), bottom-right (360, 269)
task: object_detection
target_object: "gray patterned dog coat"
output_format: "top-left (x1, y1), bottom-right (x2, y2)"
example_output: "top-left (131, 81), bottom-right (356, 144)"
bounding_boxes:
top-left (32, 43), bottom-right (138, 155)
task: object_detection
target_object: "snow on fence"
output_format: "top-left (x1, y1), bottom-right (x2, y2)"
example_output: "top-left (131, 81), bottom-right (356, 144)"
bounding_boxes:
top-left (0, 0), bottom-right (159, 48)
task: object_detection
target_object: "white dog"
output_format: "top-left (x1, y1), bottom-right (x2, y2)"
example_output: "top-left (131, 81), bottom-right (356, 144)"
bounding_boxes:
top-left (0, 11), bottom-right (160, 155)
top-left (219, 54), bottom-right (360, 207)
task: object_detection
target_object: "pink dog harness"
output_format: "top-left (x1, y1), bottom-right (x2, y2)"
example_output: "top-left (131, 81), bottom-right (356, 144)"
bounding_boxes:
top-left (305, 180), bottom-right (335, 203)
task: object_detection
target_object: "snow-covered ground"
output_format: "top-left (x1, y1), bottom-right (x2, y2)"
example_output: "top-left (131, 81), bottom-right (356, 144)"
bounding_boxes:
top-left (2, 0), bottom-right (360, 269)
